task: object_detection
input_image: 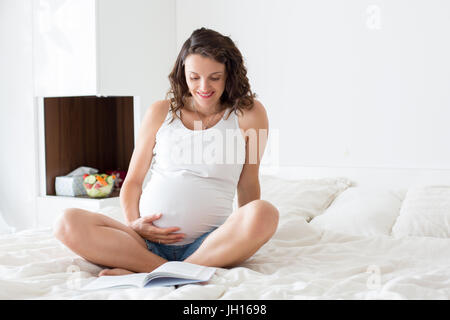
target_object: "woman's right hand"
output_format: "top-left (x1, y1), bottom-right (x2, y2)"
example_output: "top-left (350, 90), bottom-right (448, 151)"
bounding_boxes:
top-left (129, 213), bottom-right (185, 244)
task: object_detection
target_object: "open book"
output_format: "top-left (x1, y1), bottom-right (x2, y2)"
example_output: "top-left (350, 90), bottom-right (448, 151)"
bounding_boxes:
top-left (82, 261), bottom-right (216, 290)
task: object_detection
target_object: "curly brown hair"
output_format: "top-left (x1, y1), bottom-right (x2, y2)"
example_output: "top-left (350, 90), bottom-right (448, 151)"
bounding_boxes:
top-left (165, 27), bottom-right (256, 122)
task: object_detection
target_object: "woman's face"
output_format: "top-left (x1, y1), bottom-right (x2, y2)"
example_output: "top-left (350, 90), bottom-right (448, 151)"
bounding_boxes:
top-left (184, 53), bottom-right (226, 110)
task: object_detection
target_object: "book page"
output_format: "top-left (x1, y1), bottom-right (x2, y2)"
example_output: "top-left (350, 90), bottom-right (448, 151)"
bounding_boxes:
top-left (82, 273), bottom-right (148, 290)
top-left (197, 267), bottom-right (216, 281)
top-left (147, 261), bottom-right (205, 279)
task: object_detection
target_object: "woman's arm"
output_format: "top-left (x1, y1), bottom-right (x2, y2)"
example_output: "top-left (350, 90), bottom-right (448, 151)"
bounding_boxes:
top-left (120, 100), bottom-right (169, 226)
top-left (236, 100), bottom-right (269, 207)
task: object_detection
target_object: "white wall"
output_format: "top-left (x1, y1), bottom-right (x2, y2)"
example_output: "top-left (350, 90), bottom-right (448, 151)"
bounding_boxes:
top-left (0, 0), bottom-right (37, 230)
top-left (176, 0), bottom-right (450, 169)
top-left (96, 0), bottom-right (177, 116)
top-left (33, 0), bottom-right (177, 127)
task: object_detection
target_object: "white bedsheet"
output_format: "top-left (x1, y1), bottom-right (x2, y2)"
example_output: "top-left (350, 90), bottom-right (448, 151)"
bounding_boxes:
top-left (1, 210), bottom-right (449, 300)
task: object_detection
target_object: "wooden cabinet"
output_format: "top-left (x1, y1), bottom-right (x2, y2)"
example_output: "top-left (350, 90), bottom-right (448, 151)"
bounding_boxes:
top-left (35, 95), bottom-right (140, 228)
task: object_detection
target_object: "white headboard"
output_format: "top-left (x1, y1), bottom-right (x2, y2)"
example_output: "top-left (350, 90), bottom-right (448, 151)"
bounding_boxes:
top-left (260, 165), bottom-right (450, 190)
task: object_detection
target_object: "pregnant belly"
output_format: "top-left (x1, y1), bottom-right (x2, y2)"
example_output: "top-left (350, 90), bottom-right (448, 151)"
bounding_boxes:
top-left (138, 174), bottom-right (234, 245)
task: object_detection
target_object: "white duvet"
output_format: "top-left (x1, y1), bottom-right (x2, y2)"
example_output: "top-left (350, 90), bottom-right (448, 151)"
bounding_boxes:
top-left (1, 208), bottom-right (449, 300)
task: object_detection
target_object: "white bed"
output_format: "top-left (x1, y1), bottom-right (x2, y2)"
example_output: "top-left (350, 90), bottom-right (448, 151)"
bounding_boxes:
top-left (1, 166), bottom-right (449, 300)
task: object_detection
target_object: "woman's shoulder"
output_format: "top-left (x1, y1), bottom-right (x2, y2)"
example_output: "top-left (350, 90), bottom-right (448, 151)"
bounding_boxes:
top-left (236, 99), bottom-right (268, 130)
top-left (145, 99), bottom-right (171, 119)
top-left (237, 99), bottom-right (267, 118)
top-left (152, 99), bottom-right (171, 113)
top-left (140, 100), bottom-right (172, 133)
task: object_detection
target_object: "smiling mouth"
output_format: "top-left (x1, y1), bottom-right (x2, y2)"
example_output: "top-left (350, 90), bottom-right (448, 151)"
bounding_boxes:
top-left (197, 91), bottom-right (214, 98)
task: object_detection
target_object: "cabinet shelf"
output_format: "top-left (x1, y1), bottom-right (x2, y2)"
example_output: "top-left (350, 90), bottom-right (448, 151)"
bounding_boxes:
top-left (38, 190), bottom-right (120, 209)
top-left (36, 191), bottom-right (121, 228)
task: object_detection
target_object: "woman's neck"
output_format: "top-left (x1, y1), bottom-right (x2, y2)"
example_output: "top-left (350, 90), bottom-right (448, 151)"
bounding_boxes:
top-left (189, 97), bottom-right (221, 117)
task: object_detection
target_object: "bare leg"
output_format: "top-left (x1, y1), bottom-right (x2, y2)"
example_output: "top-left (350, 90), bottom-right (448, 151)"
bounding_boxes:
top-left (53, 208), bottom-right (167, 275)
top-left (184, 200), bottom-right (279, 268)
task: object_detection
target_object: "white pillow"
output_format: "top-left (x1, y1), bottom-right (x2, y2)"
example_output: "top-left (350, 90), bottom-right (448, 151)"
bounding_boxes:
top-left (259, 175), bottom-right (352, 221)
top-left (392, 185), bottom-right (450, 238)
top-left (309, 187), bottom-right (404, 236)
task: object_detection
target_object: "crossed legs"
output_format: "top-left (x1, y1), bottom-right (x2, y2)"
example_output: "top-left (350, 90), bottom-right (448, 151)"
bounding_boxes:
top-left (53, 199), bottom-right (279, 274)
top-left (184, 200), bottom-right (279, 267)
top-left (53, 208), bottom-right (167, 274)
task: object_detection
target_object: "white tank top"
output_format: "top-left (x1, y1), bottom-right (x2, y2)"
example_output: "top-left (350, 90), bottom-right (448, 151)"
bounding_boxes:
top-left (139, 106), bottom-right (246, 245)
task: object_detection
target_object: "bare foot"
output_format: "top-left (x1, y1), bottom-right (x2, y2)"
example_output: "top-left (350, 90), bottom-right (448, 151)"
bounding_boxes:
top-left (98, 268), bottom-right (135, 277)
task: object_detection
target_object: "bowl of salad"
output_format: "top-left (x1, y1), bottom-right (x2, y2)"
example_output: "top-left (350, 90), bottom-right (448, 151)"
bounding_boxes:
top-left (82, 174), bottom-right (116, 198)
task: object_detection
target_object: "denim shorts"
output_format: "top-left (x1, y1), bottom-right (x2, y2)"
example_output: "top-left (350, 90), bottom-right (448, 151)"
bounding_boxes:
top-left (145, 228), bottom-right (216, 261)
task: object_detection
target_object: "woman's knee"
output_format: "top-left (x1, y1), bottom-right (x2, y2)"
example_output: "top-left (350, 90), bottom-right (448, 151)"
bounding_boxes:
top-left (243, 200), bottom-right (279, 239)
top-left (53, 208), bottom-right (86, 245)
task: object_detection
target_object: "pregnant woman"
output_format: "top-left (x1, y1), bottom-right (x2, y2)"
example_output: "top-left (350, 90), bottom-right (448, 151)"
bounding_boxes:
top-left (54, 28), bottom-right (279, 276)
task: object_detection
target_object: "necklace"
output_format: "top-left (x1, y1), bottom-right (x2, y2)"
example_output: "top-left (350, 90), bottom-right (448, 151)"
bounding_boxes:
top-left (191, 100), bottom-right (222, 130)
